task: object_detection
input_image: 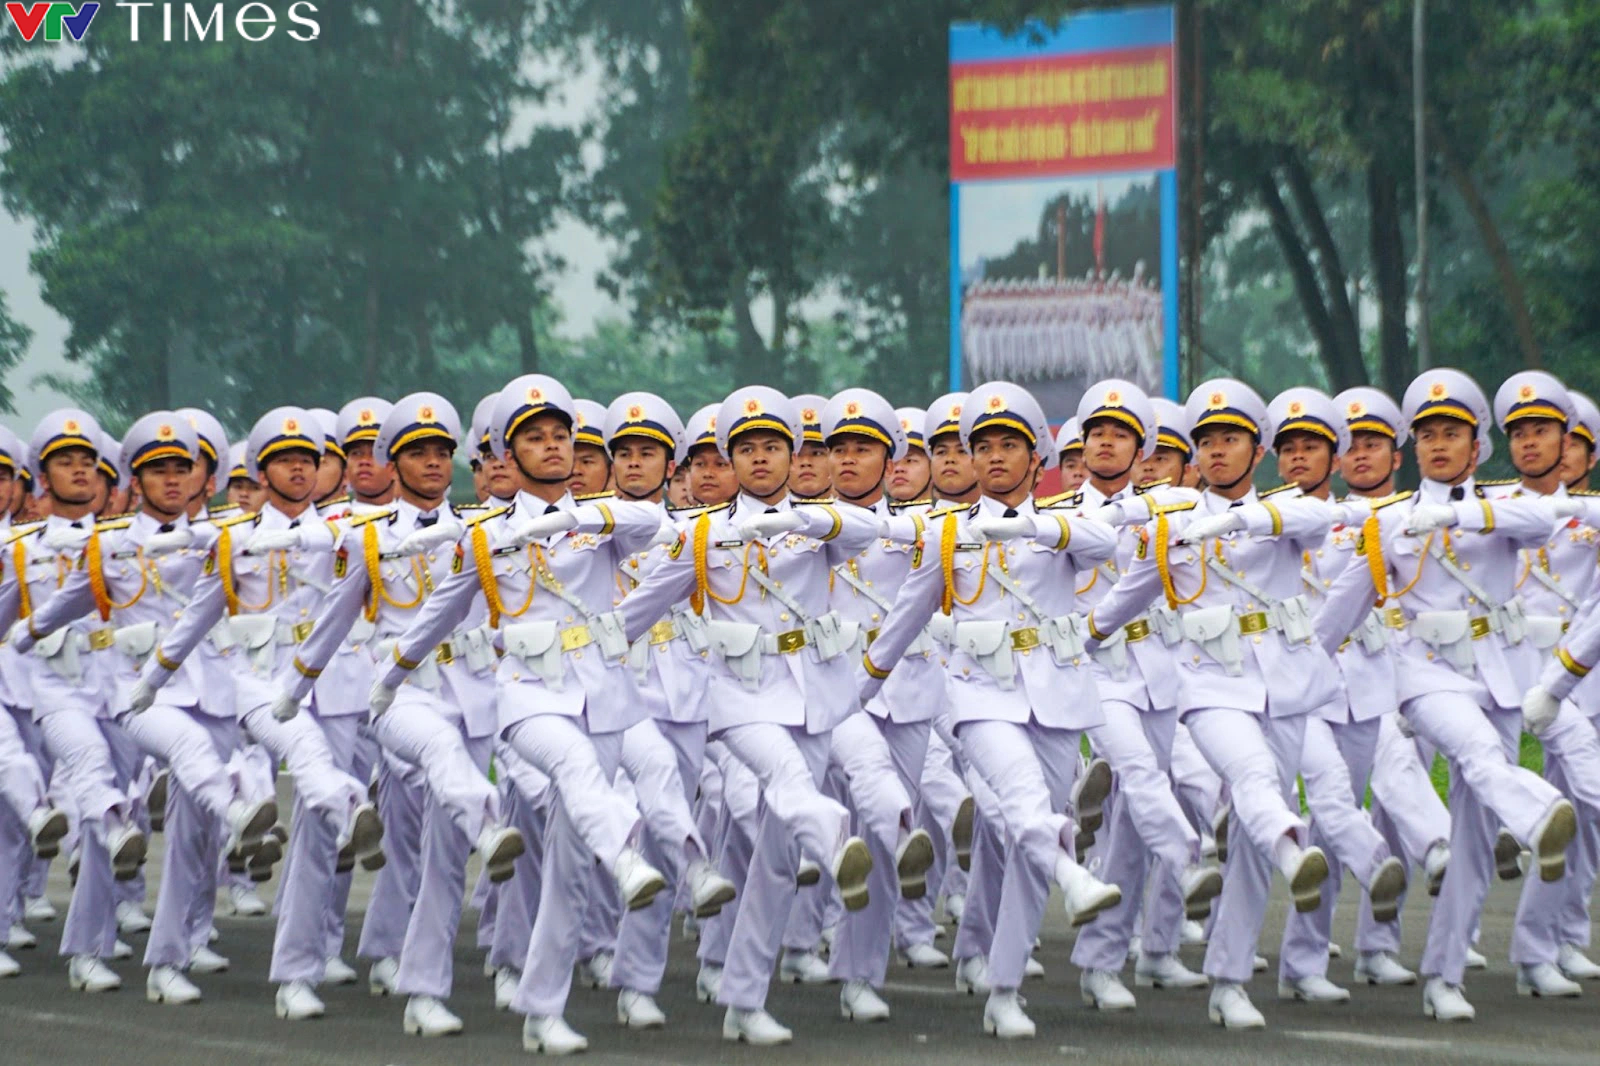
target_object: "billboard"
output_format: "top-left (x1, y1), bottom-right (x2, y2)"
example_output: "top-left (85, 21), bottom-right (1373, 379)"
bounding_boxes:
top-left (949, 5), bottom-right (1179, 421)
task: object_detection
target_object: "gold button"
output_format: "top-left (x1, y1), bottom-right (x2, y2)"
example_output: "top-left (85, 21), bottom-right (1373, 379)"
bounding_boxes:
top-left (1425, 652), bottom-right (1434, 662)
top-left (1237, 570), bottom-right (1246, 578)
top-left (300, 609), bottom-right (308, 617)
top-left (1461, 563), bottom-right (1471, 571)
top-left (871, 613), bottom-right (880, 622)
top-left (565, 615), bottom-right (574, 623)
top-left (1252, 636), bottom-right (1262, 645)
top-left (1316, 550), bottom-right (1324, 558)
top-left (962, 668), bottom-right (971, 676)
top-left (1018, 613), bottom-right (1027, 621)
top-left (865, 580), bottom-right (873, 587)
top-left (574, 651), bottom-right (583, 660)
top-left (512, 672), bottom-right (521, 680)
top-left (1192, 655), bottom-right (1201, 664)
top-left (780, 613), bottom-right (790, 622)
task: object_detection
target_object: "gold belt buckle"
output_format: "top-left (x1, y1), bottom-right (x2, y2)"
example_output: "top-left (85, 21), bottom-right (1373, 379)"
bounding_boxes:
top-left (647, 619), bottom-right (678, 646)
top-left (1237, 612), bottom-right (1270, 635)
top-left (1123, 619), bottom-right (1151, 643)
top-left (1010, 627), bottom-right (1040, 651)
top-left (560, 625), bottom-right (592, 653)
top-left (774, 629), bottom-right (807, 654)
top-left (88, 627), bottom-right (115, 651)
top-left (1384, 607), bottom-right (1406, 629)
top-left (1469, 616), bottom-right (1491, 640)
top-left (291, 621), bottom-right (315, 643)
top-left (434, 641), bottom-right (455, 665)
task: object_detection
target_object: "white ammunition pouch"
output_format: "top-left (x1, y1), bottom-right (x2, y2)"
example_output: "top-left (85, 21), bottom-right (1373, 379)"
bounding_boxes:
top-left (112, 621), bottom-right (160, 663)
top-left (502, 621), bottom-right (567, 691)
top-left (1270, 594), bottom-right (1315, 646)
top-left (677, 609), bottom-right (710, 654)
top-left (953, 620), bottom-right (1016, 691)
top-left (927, 613), bottom-right (955, 650)
top-left (1410, 610), bottom-right (1477, 672)
top-left (1179, 605), bottom-right (1244, 676)
top-left (706, 620), bottom-right (764, 693)
top-left (1039, 614), bottom-right (1088, 666)
top-left (456, 624), bottom-right (498, 674)
top-left (1149, 604), bottom-right (1182, 647)
top-left (1426, 539), bottom-right (1527, 647)
top-left (803, 610), bottom-right (849, 663)
top-left (1524, 614), bottom-right (1566, 652)
top-left (589, 610), bottom-right (630, 661)
top-left (206, 619), bottom-right (236, 654)
top-left (1352, 609), bottom-right (1391, 655)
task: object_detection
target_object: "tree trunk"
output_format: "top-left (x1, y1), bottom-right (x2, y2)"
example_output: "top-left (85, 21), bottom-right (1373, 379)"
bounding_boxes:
top-left (1258, 170), bottom-right (1366, 391)
top-left (362, 274), bottom-right (380, 396)
top-left (516, 307), bottom-right (540, 375)
top-left (1367, 158), bottom-right (1412, 398)
top-left (1282, 152), bottom-right (1365, 382)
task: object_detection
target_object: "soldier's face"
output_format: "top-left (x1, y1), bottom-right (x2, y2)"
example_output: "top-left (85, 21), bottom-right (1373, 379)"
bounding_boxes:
top-left (732, 431), bottom-right (793, 499)
top-left (1559, 434), bottom-right (1596, 488)
top-left (688, 447), bottom-right (737, 505)
top-left (1083, 420), bottom-right (1139, 480)
top-left (1275, 431), bottom-right (1334, 493)
top-left (887, 447), bottom-right (930, 502)
top-left (1339, 430), bottom-right (1399, 491)
top-left (480, 447), bottom-right (519, 499)
top-left (137, 457), bottom-right (193, 515)
top-left (472, 463), bottom-right (488, 502)
top-left (1412, 417), bottom-right (1478, 484)
top-left (182, 459), bottom-right (215, 512)
top-left (828, 435), bottom-right (888, 499)
top-left (313, 452), bottom-right (346, 501)
top-left (1192, 427), bottom-right (1261, 489)
top-left (44, 448), bottom-right (98, 506)
top-left (787, 442), bottom-right (831, 498)
top-left (228, 478), bottom-right (265, 512)
top-left (930, 435), bottom-right (976, 497)
top-left (393, 439), bottom-right (455, 501)
top-left (611, 439), bottom-right (671, 499)
top-left (568, 445), bottom-right (612, 496)
top-left (971, 428), bottom-right (1039, 497)
top-left (346, 441), bottom-right (392, 499)
top-left (1508, 418), bottom-right (1565, 478)
top-left (1136, 446), bottom-right (1188, 488)
top-left (1057, 450), bottom-right (1086, 491)
top-left (511, 415), bottom-right (574, 483)
top-left (0, 468), bottom-right (14, 516)
top-left (667, 466), bottom-right (695, 508)
top-left (262, 450), bottom-right (318, 503)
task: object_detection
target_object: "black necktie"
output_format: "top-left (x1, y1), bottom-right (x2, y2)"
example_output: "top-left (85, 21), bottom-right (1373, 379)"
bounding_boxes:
top-left (544, 504), bottom-right (559, 516)
top-left (1003, 508), bottom-right (1019, 518)
top-left (289, 518), bottom-right (301, 529)
top-left (157, 523), bottom-right (175, 534)
top-left (1449, 486), bottom-right (1465, 502)
top-left (417, 513), bottom-right (438, 528)
top-left (69, 521), bottom-right (82, 529)
top-left (765, 507), bottom-right (779, 515)
top-left (1230, 500), bottom-right (1243, 509)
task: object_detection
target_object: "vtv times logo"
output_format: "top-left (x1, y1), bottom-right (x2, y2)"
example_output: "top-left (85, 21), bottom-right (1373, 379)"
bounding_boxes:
top-left (5, 2), bottom-right (319, 42)
top-left (5, 2), bottom-right (99, 42)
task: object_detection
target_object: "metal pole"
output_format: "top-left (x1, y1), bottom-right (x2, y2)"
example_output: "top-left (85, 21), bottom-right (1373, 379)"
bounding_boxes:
top-left (1413, 0), bottom-right (1431, 370)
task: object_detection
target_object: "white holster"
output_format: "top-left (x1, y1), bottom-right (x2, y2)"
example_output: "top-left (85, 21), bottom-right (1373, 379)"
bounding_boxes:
top-left (1093, 624), bottom-right (1130, 679)
top-left (927, 613), bottom-right (955, 650)
top-left (228, 615), bottom-right (278, 675)
top-left (206, 619), bottom-right (237, 654)
top-left (1410, 610), bottom-right (1477, 672)
top-left (707, 620), bottom-right (764, 693)
top-left (1180, 605), bottom-right (1244, 676)
top-left (953, 620), bottom-right (1016, 691)
top-left (113, 621), bottom-right (160, 663)
top-left (502, 621), bottom-right (566, 691)
top-left (1149, 605), bottom-right (1182, 647)
top-left (1041, 614), bottom-right (1088, 667)
top-left (590, 610), bottom-right (630, 660)
top-left (804, 610), bottom-right (849, 662)
top-left (1353, 609), bottom-right (1390, 654)
top-left (456, 624), bottom-right (498, 674)
top-left (1493, 598), bottom-right (1528, 646)
top-left (1524, 614), bottom-right (1566, 652)
top-left (35, 628), bottom-right (82, 684)
top-left (676, 609), bottom-right (711, 654)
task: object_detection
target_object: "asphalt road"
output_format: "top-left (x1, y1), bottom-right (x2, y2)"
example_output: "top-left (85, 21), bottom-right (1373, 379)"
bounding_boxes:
top-left (2, 800), bottom-right (1596, 1066)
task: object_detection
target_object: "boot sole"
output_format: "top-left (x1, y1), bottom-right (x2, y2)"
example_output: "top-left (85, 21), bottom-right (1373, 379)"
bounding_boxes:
top-left (1207, 1007), bottom-right (1265, 1029)
top-left (1073, 760), bottom-right (1113, 834)
top-left (896, 831), bottom-right (935, 901)
top-left (1182, 869), bottom-right (1224, 921)
top-left (1289, 850), bottom-right (1330, 914)
top-left (1536, 802), bottom-right (1578, 883)
top-left (1367, 858), bottom-right (1408, 924)
top-left (31, 810), bottom-right (68, 858)
top-left (692, 882), bottom-right (736, 919)
top-left (485, 831), bottom-right (526, 886)
top-left (1067, 885), bottom-right (1122, 928)
top-left (835, 838), bottom-right (873, 913)
top-left (111, 833), bottom-right (147, 882)
top-left (235, 801), bottom-right (279, 853)
top-left (952, 796), bottom-right (975, 872)
top-left (1495, 831), bottom-right (1524, 881)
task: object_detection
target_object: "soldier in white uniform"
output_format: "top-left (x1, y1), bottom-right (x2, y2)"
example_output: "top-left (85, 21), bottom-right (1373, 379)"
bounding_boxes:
top-left (1084, 379), bottom-right (1335, 1029)
top-left (1069, 379), bottom-right (1223, 1011)
top-left (1263, 388), bottom-right (1409, 1003)
top-left (859, 381), bottom-right (1122, 1040)
top-left (617, 385), bottom-right (878, 1046)
top-left (1307, 368), bottom-right (1578, 1022)
top-left (1486, 372), bottom-right (1600, 995)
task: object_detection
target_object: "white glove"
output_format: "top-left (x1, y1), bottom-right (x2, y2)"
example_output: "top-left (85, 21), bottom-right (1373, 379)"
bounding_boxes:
top-left (737, 510), bottom-right (806, 542)
top-left (142, 528), bottom-right (194, 556)
top-left (1088, 503), bottom-right (1128, 527)
top-left (1176, 510), bottom-right (1243, 545)
top-left (1549, 497), bottom-right (1585, 520)
top-left (395, 519), bottom-right (464, 557)
top-left (127, 678), bottom-right (156, 715)
top-left (270, 691), bottom-right (301, 723)
top-left (1393, 712), bottom-right (1416, 740)
top-left (650, 519), bottom-right (680, 548)
top-left (506, 509), bottom-right (578, 547)
top-left (6, 618), bottom-right (30, 649)
top-left (369, 681), bottom-right (397, 718)
top-left (242, 528), bottom-right (302, 555)
top-left (1522, 684), bottom-right (1560, 737)
top-left (42, 525), bottom-right (91, 553)
top-left (970, 514), bottom-right (1036, 542)
top-left (1403, 503), bottom-right (1458, 537)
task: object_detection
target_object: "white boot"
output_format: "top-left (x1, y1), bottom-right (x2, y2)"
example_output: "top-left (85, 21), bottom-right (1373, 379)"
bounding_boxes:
top-left (611, 847), bottom-right (666, 910)
top-left (686, 858), bottom-right (736, 918)
top-left (116, 901), bottom-right (151, 935)
top-left (722, 1007), bottom-right (792, 1045)
top-left (1278, 974), bottom-right (1350, 1003)
top-left (778, 949), bottom-right (830, 984)
top-left (695, 964), bottom-right (722, 1003)
top-left (275, 980), bottom-right (325, 1020)
top-left (1517, 962), bottom-right (1582, 998)
top-left (895, 828), bottom-right (935, 900)
top-left (523, 1014), bottom-right (589, 1054)
top-left (68, 955), bottom-right (121, 992)
top-left (1422, 976), bottom-right (1475, 1021)
top-left (955, 955), bottom-right (990, 995)
top-left (833, 836), bottom-right (873, 912)
top-left (1135, 952), bottom-right (1208, 989)
top-left (900, 943), bottom-right (950, 969)
top-left (335, 802), bottom-right (384, 873)
top-left (0, 949), bottom-right (18, 978)
top-left (146, 965), bottom-right (201, 1005)
top-left (1531, 800), bottom-right (1578, 882)
top-left (1055, 857), bottom-right (1121, 926)
top-left (27, 806), bottom-right (68, 859)
top-left (403, 995), bottom-right (464, 1037)
top-left (1179, 864), bottom-right (1223, 920)
top-left (1423, 839), bottom-right (1450, 896)
top-left (1558, 943), bottom-right (1600, 981)
top-left (225, 797), bottom-right (276, 855)
top-left (617, 987), bottom-right (667, 1029)
top-left (840, 980), bottom-right (891, 1021)
top-left (229, 884), bottom-right (268, 917)
top-left (187, 945), bottom-right (229, 974)
top-left (1280, 844), bottom-right (1330, 913)
top-left (493, 966), bottom-right (519, 1010)
top-left (369, 956), bottom-right (399, 997)
top-left (475, 825), bottom-right (526, 885)
top-left (1354, 951), bottom-right (1417, 986)
top-left (952, 795), bottom-right (975, 871)
top-left (579, 951), bottom-right (614, 989)
top-left (107, 823), bottom-right (147, 881)
top-left (322, 956), bottom-right (358, 986)
top-left (1207, 982), bottom-right (1265, 1028)
top-left (1080, 969), bottom-right (1136, 1010)
top-left (982, 989), bottom-right (1035, 1039)
top-left (1365, 856), bottom-right (1408, 923)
